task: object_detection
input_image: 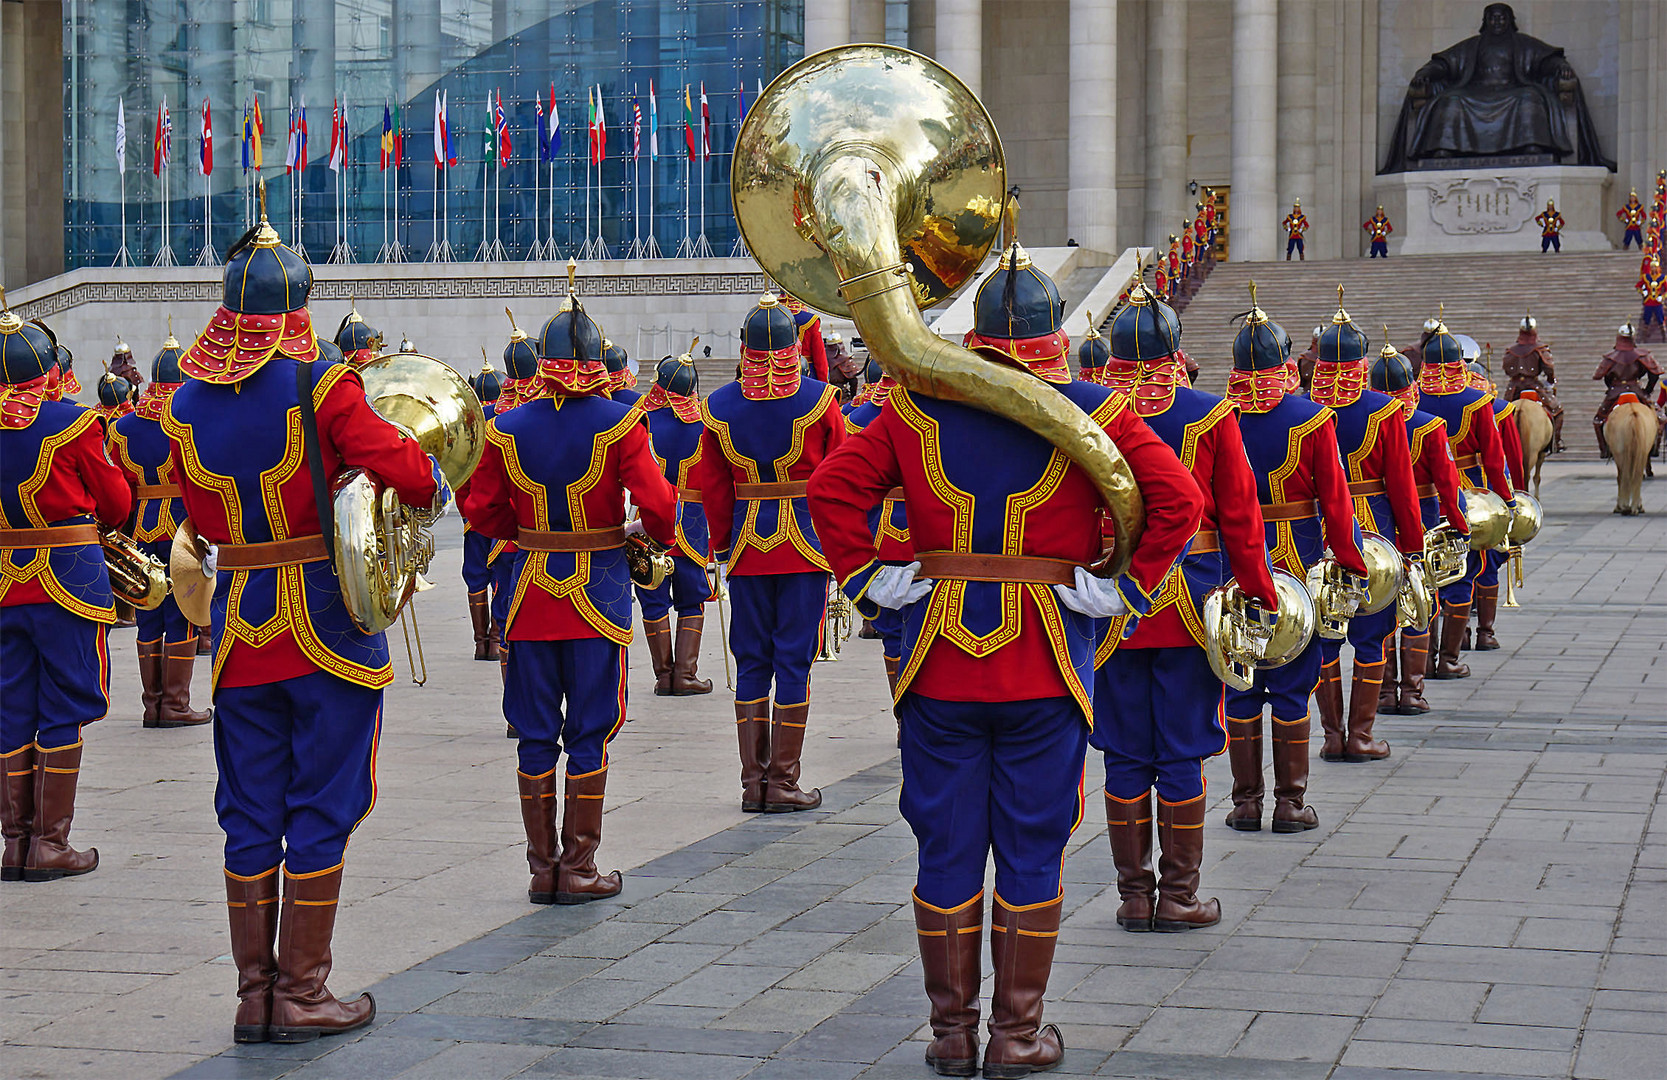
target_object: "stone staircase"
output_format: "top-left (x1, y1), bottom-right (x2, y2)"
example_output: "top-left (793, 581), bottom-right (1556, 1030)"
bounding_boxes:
top-left (1169, 251), bottom-right (1649, 460)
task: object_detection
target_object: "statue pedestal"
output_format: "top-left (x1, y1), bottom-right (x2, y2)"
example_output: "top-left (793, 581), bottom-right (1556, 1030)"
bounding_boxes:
top-left (1373, 166), bottom-right (1613, 255)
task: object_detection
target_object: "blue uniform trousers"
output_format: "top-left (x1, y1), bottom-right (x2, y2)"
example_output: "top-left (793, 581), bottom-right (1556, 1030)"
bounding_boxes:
top-left (1318, 600), bottom-right (1399, 671)
top-left (490, 558), bottom-right (513, 627)
top-left (0, 603), bottom-right (109, 753)
top-left (213, 671), bottom-right (381, 877)
top-left (1225, 635), bottom-right (1322, 725)
top-left (1623, 227), bottom-right (1642, 250)
top-left (871, 605), bottom-right (905, 663)
top-left (1440, 550), bottom-right (1491, 606)
top-left (1090, 645), bottom-right (1223, 804)
top-left (461, 531), bottom-right (498, 593)
top-left (1370, 239), bottom-right (1389, 258)
top-left (635, 553), bottom-right (712, 622)
top-left (503, 638), bottom-right (627, 778)
top-left (727, 571), bottom-right (826, 706)
top-left (134, 538), bottom-right (192, 646)
top-left (899, 693), bottom-right (1086, 910)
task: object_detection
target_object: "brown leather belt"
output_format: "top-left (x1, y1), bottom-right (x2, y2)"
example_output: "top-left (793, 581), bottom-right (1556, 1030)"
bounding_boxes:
top-left (135, 483), bottom-right (183, 500)
top-left (1416, 483), bottom-right (1437, 498)
top-left (515, 527), bottom-right (627, 553)
top-left (733, 480), bottom-right (809, 500)
top-left (0, 524), bottom-right (100, 549)
top-left (217, 534), bottom-right (331, 569)
top-left (1347, 479), bottom-right (1386, 497)
top-left (1188, 529), bottom-right (1220, 555)
top-left (1454, 453), bottom-right (1481, 470)
top-left (1259, 499), bottom-right (1319, 522)
top-left (883, 487), bottom-right (904, 502)
top-left (915, 551), bottom-right (1078, 587)
top-left (676, 487), bottom-right (702, 504)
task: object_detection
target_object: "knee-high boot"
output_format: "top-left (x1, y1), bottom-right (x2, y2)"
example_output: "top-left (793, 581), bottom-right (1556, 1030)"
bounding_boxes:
top-left (1, 745), bottom-right (36, 882)
top-left (1434, 602), bottom-right (1472, 679)
top-left (1396, 633), bottom-right (1431, 714)
top-left (735, 700), bottom-right (770, 812)
top-left (1105, 791), bottom-right (1155, 931)
top-left (643, 616), bottom-right (674, 695)
top-left (556, 770), bottom-right (623, 904)
top-left (913, 892), bottom-right (983, 1077)
top-left (468, 590), bottom-right (497, 660)
top-left (984, 894), bottom-right (1065, 1078)
top-left (669, 612), bottom-right (713, 695)
top-left (1154, 795), bottom-right (1221, 931)
top-left (1223, 718), bottom-right (1264, 831)
top-left (1316, 660), bottom-right (1346, 762)
top-left (24, 741), bottom-right (98, 880)
top-left (269, 866), bottom-right (375, 1042)
top-left (1378, 638), bottom-right (1399, 714)
top-left (763, 702), bottom-right (821, 812)
top-left (138, 639), bottom-right (165, 728)
top-left (1270, 717), bottom-right (1319, 833)
top-left (1343, 660), bottom-right (1391, 761)
top-left (1473, 584), bottom-right (1501, 650)
top-left (159, 639), bottom-right (212, 727)
top-left (518, 768), bottom-right (559, 904)
top-left (226, 867), bottom-right (280, 1043)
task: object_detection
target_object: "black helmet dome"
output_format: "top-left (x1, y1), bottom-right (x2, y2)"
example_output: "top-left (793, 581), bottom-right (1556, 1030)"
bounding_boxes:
top-left (1316, 287), bottom-right (1370, 364)
top-left (1107, 284), bottom-right (1181, 363)
top-left (1231, 284), bottom-right (1291, 372)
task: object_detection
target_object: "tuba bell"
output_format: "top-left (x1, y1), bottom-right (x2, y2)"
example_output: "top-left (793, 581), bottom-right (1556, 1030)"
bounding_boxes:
top-left (1461, 487), bottom-right (1512, 552)
top-left (334, 349), bottom-right (487, 633)
top-left (732, 44), bottom-right (1145, 575)
top-left (1202, 569), bottom-right (1317, 692)
top-left (1355, 530), bottom-right (1407, 616)
top-left (1422, 522), bottom-right (1470, 587)
top-left (100, 527), bottom-right (170, 610)
top-left (1306, 556), bottom-right (1369, 640)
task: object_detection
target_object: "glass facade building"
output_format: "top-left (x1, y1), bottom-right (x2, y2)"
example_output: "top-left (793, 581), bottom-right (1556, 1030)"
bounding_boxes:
top-left (61, 1), bottom-right (823, 268)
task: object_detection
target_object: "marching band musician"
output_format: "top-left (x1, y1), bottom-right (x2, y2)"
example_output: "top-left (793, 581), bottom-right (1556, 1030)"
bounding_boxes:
top-left (461, 277), bottom-right (678, 908)
top-left (841, 352), bottom-right (910, 697)
top-left (696, 294), bottom-right (845, 814)
top-left (94, 371), bottom-right (135, 426)
top-left (108, 330), bottom-right (212, 728)
top-left (478, 314), bottom-right (541, 690)
top-left (1471, 360), bottom-right (1527, 653)
top-left (637, 351), bottom-right (716, 697)
top-left (164, 205), bottom-right (442, 1043)
top-left (602, 340), bottom-right (642, 408)
top-left (808, 244), bottom-right (1201, 1078)
top-left (459, 356), bottom-right (506, 662)
top-left (1, 303), bottom-right (132, 884)
top-left (1502, 314), bottom-right (1564, 452)
top-left (1417, 319), bottom-right (1514, 680)
top-left (332, 301), bottom-right (383, 368)
top-left (1075, 318), bottom-right (1112, 386)
top-left (1222, 289), bottom-right (1368, 834)
top-left (1369, 342), bottom-right (1470, 717)
top-left (1308, 299), bottom-right (1424, 765)
top-left (1093, 285), bottom-right (1277, 934)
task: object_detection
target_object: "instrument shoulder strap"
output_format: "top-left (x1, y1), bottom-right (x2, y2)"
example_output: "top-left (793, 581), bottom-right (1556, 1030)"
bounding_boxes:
top-left (295, 359), bottom-right (337, 563)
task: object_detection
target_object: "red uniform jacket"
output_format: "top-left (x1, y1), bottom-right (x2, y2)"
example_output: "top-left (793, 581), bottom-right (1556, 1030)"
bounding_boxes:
top-left (1417, 382), bottom-right (1514, 501)
top-left (1407, 408), bottom-right (1469, 532)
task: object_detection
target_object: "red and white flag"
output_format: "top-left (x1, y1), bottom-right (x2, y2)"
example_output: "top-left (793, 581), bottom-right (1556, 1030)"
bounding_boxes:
top-left (328, 99), bottom-right (345, 172)
top-left (152, 98), bottom-right (171, 177)
top-left (699, 82), bottom-right (711, 161)
top-left (199, 97), bottom-right (212, 176)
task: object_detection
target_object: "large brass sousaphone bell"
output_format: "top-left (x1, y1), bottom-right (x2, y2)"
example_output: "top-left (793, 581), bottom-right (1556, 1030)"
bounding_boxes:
top-left (1355, 530), bottom-right (1407, 616)
top-left (1462, 487), bottom-right (1513, 552)
top-left (732, 44), bottom-right (1145, 574)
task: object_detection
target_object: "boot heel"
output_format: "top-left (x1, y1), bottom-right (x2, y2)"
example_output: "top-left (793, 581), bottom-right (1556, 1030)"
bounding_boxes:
top-left (924, 1051), bottom-right (976, 1077)
top-left (268, 1025), bottom-right (323, 1044)
top-left (233, 1024), bottom-right (270, 1044)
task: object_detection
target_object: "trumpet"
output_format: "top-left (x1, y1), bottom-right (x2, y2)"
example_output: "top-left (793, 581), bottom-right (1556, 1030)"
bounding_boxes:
top-left (816, 579), bottom-right (854, 662)
top-left (101, 527), bottom-right (170, 610)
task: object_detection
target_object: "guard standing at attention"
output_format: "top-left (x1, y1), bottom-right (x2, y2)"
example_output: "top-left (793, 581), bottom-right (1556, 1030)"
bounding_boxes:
top-left (1222, 287), bottom-right (1367, 834)
top-left (697, 294), bottom-right (846, 814)
top-left (1, 301), bottom-right (132, 884)
top-left (808, 244), bottom-right (1201, 1078)
top-left (1535, 200), bottom-right (1564, 253)
top-left (1363, 207), bottom-right (1394, 258)
top-left (1283, 200), bottom-right (1309, 261)
top-left (108, 329), bottom-right (212, 727)
top-left (459, 355), bottom-right (506, 662)
top-left (638, 349), bottom-right (716, 697)
top-left (164, 201), bottom-right (442, 1043)
top-left (841, 353), bottom-right (911, 696)
top-left (1502, 314), bottom-right (1565, 452)
top-left (462, 271), bottom-right (678, 907)
top-left (1093, 285), bottom-right (1277, 934)
top-left (1618, 189), bottom-right (1645, 250)
top-left (1307, 296), bottom-right (1424, 764)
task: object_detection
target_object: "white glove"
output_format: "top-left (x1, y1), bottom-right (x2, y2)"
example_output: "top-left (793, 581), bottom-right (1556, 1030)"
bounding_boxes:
top-left (1053, 567), bottom-right (1129, 619)
top-left (624, 518), bottom-right (647, 538)
top-left (866, 562), bottom-right (934, 610)
top-left (201, 544), bottom-right (219, 577)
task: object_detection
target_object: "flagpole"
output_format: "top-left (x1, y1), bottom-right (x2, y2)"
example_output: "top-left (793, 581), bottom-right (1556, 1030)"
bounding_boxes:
top-left (582, 130), bottom-right (592, 260)
top-left (675, 149), bottom-right (692, 258)
top-left (114, 168), bottom-right (131, 267)
top-left (693, 150), bottom-right (712, 258)
top-left (154, 151), bottom-right (177, 267)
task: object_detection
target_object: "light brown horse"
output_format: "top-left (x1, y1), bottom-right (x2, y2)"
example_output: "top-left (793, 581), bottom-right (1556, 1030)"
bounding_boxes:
top-left (1605, 402), bottom-right (1657, 515)
top-left (1513, 398), bottom-right (1554, 498)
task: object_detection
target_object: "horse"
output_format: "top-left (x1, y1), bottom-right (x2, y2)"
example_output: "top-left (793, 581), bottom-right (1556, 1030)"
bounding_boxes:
top-left (1513, 396), bottom-right (1554, 498)
top-left (1605, 401), bottom-right (1657, 515)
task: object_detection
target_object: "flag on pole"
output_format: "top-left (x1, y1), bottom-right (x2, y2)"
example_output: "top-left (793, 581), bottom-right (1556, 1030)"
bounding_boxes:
top-left (483, 95), bottom-right (495, 163)
top-left (595, 85), bottom-right (607, 164)
top-left (700, 82), bottom-right (711, 161)
top-left (434, 90), bottom-right (455, 168)
top-left (392, 102), bottom-right (404, 167)
top-left (116, 97), bottom-right (128, 174)
top-left (536, 95), bottom-right (549, 163)
top-left (329, 99), bottom-right (344, 172)
top-left (285, 100), bottom-right (299, 172)
top-left (380, 103), bottom-right (393, 170)
top-left (241, 101), bottom-right (251, 173)
top-left (153, 98), bottom-right (171, 177)
top-left (298, 101), bottom-right (308, 166)
top-left (738, 79), bottom-right (746, 121)
top-left (631, 91), bottom-right (642, 160)
top-left (648, 82), bottom-right (658, 160)
top-left (251, 96), bottom-right (264, 170)
top-left (200, 98), bottom-right (213, 176)
top-left (495, 90), bottom-right (510, 165)
top-left (549, 86), bottom-right (561, 157)
top-left (682, 85), bottom-right (694, 160)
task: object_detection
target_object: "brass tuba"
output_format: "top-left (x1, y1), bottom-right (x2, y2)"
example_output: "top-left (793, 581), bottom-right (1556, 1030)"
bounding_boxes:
top-left (1202, 570), bottom-right (1317, 692)
top-left (732, 44), bottom-right (1145, 575)
top-left (1422, 522), bottom-right (1470, 587)
top-left (1306, 556), bottom-right (1369, 640)
top-left (1461, 487), bottom-right (1512, 552)
top-left (334, 350), bottom-right (487, 633)
top-left (1355, 530), bottom-right (1407, 616)
top-left (101, 527), bottom-right (170, 610)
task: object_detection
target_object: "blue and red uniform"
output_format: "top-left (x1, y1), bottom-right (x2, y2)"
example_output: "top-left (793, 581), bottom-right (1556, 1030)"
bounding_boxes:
top-left (460, 355), bottom-right (511, 665)
top-left (842, 372), bottom-right (911, 692)
top-left (781, 296), bottom-right (829, 383)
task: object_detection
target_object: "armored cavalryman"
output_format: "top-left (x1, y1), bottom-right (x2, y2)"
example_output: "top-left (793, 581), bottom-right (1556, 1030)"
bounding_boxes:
top-left (1283, 200), bottom-right (1309, 261)
top-left (1, 303), bottom-right (132, 884)
top-left (1592, 322), bottom-right (1662, 459)
top-left (809, 244), bottom-right (1200, 1078)
top-left (1618, 189), bottom-right (1646, 250)
top-left (164, 200), bottom-right (440, 1043)
top-left (458, 355), bottom-right (507, 662)
top-left (110, 337), bottom-right (145, 390)
top-left (1535, 200), bottom-right (1564, 253)
top-left (697, 294), bottom-right (845, 814)
top-left (1223, 288), bottom-right (1368, 834)
top-left (333, 302), bottom-right (383, 367)
top-left (1364, 206), bottom-right (1394, 258)
top-left (1502, 313), bottom-right (1564, 451)
top-left (1076, 316), bottom-right (1111, 386)
top-left (1417, 319), bottom-right (1514, 679)
top-left (780, 294), bottom-right (830, 382)
top-left (1094, 286), bottom-right (1276, 935)
top-left (1308, 297), bottom-right (1424, 765)
top-left (638, 350), bottom-right (715, 697)
top-left (108, 330), bottom-right (211, 728)
top-left (841, 353), bottom-right (910, 696)
top-left (464, 275), bottom-right (678, 908)
top-left (1401, 316), bottom-right (1442, 376)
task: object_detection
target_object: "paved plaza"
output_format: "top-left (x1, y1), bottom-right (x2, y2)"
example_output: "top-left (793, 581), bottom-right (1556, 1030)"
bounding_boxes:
top-left (2, 460), bottom-right (1663, 1080)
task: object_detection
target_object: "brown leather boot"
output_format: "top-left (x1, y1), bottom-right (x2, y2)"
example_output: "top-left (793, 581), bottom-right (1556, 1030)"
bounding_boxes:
top-left (226, 867), bottom-right (280, 1043)
top-left (644, 616), bottom-right (674, 695)
top-left (556, 770), bottom-right (623, 904)
top-left (984, 894), bottom-right (1065, 1078)
top-left (1595, 419), bottom-right (1610, 459)
top-left (24, 741), bottom-right (99, 881)
top-left (668, 613), bottom-right (713, 696)
top-left (138, 639), bottom-right (165, 728)
top-left (1473, 584), bottom-right (1501, 650)
top-left (468, 590), bottom-right (497, 660)
top-left (1343, 660), bottom-right (1392, 761)
top-left (913, 891), bottom-right (983, 1077)
top-left (1434, 603), bottom-right (1472, 679)
top-left (1, 745), bottom-right (35, 882)
top-left (1425, 612), bottom-right (1440, 676)
top-left (518, 768), bottom-right (559, 904)
top-left (1105, 791), bottom-right (1155, 932)
top-left (763, 702), bottom-right (822, 812)
top-left (1154, 795), bottom-right (1221, 932)
top-left (1269, 717), bottom-right (1319, 833)
top-left (159, 639), bottom-right (213, 727)
top-left (858, 618), bottom-right (881, 640)
top-left (113, 599), bottom-right (137, 629)
top-left (269, 865), bottom-right (375, 1042)
top-left (1396, 632), bottom-right (1432, 714)
top-left (1378, 639), bottom-right (1399, 714)
top-left (1223, 718), bottom-right (1264, 831)
top-left (735, 700), bottom-right (770, 812)
top-left (883, 655), bottom-right (900, 697)
top-left (1316, 660), bottom-right (1346, 762)
top-left (197, 623), bottom-right (214, 655)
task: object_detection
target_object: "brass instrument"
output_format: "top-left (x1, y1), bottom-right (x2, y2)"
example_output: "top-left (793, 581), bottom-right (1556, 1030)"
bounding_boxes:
top-left (1397, 556), bottom-right (1435, 631)
top-left (708, 563), bottom-right (735, 690)
top-left (1422, 523), bottom-right (1470, 588)
top-left (1201, 569), bottom-right (1317, 692)
top-left (625, 533), bottom-right (675, 589)
top-left (816, 578), bottom-right (854, 662)
top-left (1306, 556), bottom-right (1369, 640)
top-left (1355, 530), bottom-right (1407, 616)
top-left (1461, 487), bottom-right (1512, 552)
top-left (101, 527), bottom-right (169, 610)
top-left (1502, 489), bottom-right (1542, 608)
top-left (732, 44), bottom-right (1145, 576)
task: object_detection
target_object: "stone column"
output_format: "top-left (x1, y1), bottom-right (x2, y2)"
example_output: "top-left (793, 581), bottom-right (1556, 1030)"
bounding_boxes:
top-left (1069, 0), bottom-right (1117, 253)
top-left (851, 0), bottom-right (888, 43)
top-left (1143, 0), bottom-right (1187, 246)
top-left (1230, 0), bottom-right (1278, 262)
top-left (1277, 0), bottom-right (1316, 252)
top-left (804, 0), bottom-right (852, 56)
top-left (935, 0), bottom-right (983, 98)
top-left (909, 0), bottom-right (938, 57)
